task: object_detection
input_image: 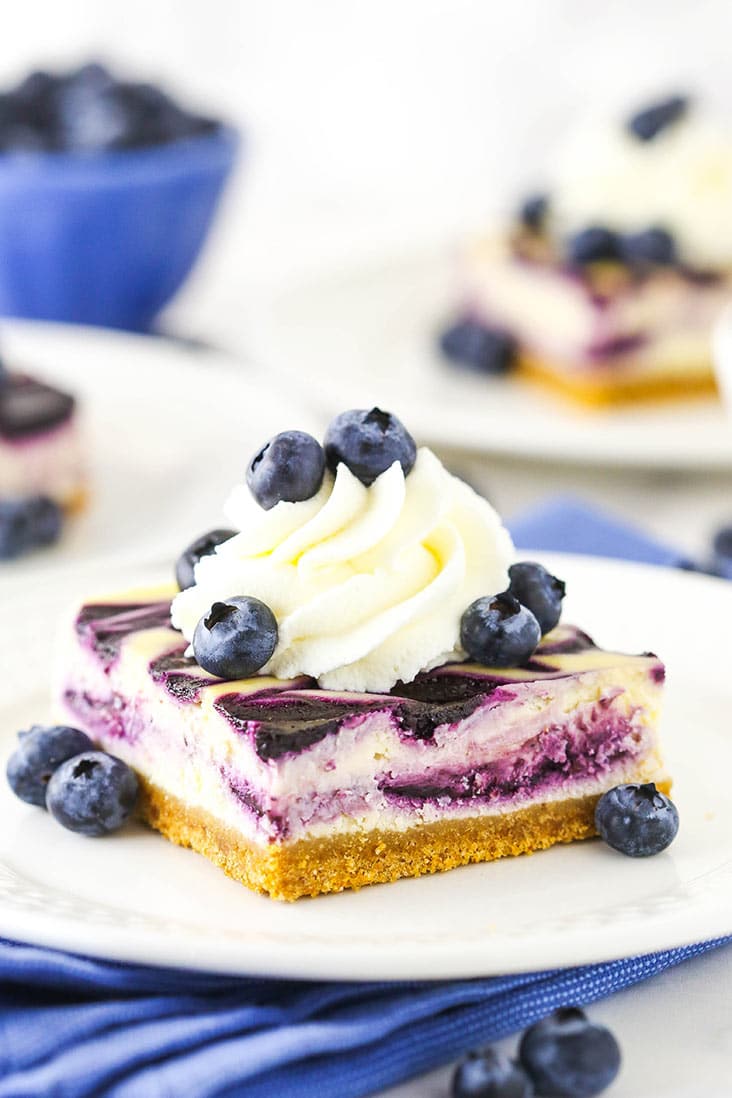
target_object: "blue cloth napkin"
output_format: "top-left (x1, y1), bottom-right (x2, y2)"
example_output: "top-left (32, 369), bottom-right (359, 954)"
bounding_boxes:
top-left (2, 498), bottom-right (729, 1098)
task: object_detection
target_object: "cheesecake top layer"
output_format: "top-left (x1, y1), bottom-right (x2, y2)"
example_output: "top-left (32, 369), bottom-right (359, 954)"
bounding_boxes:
top-left (72, 594), bottom-right (664, 763)
top-left (0, 372), bottom-right (76, 441)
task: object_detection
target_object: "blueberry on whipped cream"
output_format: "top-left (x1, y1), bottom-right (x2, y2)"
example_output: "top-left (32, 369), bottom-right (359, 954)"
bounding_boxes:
top-left (594, 782), bottom-right (679, 857)
top-left (175, 528), bottom-right (236, 591)
top-left (247, 430), bottom-right (325, 510)
top-left (507, 561), bottom-right (566, 635)
top-left (565, 226), bottom-right (620, 266)
top-left (324, 407), bottom-right (416, 486)
top-left (519, 193), bottom-right (549, 233)
top-left (193, 596), bottom-right (278, 680)
top-left (460, 594), bottom-right (541, 668)
top-left (620, 226), bottom-right (677, 267)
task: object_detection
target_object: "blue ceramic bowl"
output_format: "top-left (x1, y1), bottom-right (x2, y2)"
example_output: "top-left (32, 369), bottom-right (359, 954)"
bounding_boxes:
top-left (0, 126), bottom-right (239, 331)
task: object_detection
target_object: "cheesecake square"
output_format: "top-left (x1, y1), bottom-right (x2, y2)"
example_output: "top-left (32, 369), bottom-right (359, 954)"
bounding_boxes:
top-left (58, 590), bottom-right (667, 901)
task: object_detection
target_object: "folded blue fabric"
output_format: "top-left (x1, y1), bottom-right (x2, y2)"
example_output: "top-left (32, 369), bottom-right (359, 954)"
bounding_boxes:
top-left (2, 499), bottom-right (729, 1098)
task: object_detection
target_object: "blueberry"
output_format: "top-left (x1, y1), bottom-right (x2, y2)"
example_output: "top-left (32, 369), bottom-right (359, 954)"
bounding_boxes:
top-left (507, 562), bottom-right (566, 635)
top-left (247, 430), bottom-right (326, 510)
top-left (461, 594), bottom-right (541, 667)
top-left (565, 227), bottom-right (620, 266)
top-left (175, 528), bottom-right (236, 591)
top-left (518, 194), bottom-right (549, 232)
top-left (193, 596), bottom-right (278, 679)
top-left (519, 1007), bottom-right (620, 1098)
top-left (6, 725), bottom-right (94, 807)
top-left (594, 782), bottom-right (679, 857)
top-left (621, 227), bottom-right (677, 267)
top-left (453, 1047), bottom-right (534, 1098)
top-left (46, 751), bottom-right (139, 836)
top-left (324, 408), bottom-right (417, 486)
top-left (711, 525), bottom-right (732, 579)
top-left (0, 496), bottom-right (63, 559)
top-left (627, 95), bottom-right (689, 142)
top-left (440, 318), bottom-right (518, 375)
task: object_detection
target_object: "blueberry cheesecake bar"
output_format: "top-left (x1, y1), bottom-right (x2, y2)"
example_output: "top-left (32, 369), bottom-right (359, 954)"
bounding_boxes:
top-left (57, 410), bottom-right (669, 899)
top-left (0, 357), bottom-right (84, 557)
top-left (441, 94), bottom-right (730, 406)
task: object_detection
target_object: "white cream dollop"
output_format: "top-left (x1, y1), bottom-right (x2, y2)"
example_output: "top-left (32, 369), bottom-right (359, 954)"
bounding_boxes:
top-left (549, 103), bottom-right (732, 269)
top-left (171, 448), bottom-right (514, 694)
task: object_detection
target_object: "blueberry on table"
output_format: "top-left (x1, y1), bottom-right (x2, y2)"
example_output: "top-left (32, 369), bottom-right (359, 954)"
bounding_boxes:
top-left (175, 528), bottom-right (236, 591)
top-left (518, 193), bottom-right (549, 233)
top-left (453, 1047), bottom-right (534, 1098)
top-left (461, 594), bottom-right (541, 667)
top-left (193, 596), bottom-right (278, 680)
top-left (46, 752), bottom-right (139, 836)
top-left (324, 408), bottom-right (416, 486)
top-left (439, 318), bottom-right (518, 375)
top-left (519, 1007), bottom-right (621, 1098)
top-left (0, 496), bottom-right (63, 559)
top-left (6, 725), bottom-right (94, 807)
top-left (507, 562), bottom-right (566, 635)
top-left (594, 782), bottom-right (679, 857)
top-left (627, 94), bottom-right (689, 142)
top-left (620, 227), bottom-right (677, 267)
top-left (565, 227), bottom-right (620, 266)
top-left (247, 430), bottom-right (326, 510)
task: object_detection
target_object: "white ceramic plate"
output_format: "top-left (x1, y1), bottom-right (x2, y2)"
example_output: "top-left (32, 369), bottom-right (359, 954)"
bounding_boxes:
top-left (0, 552), bottom-right (730, 979)
top-left (249, 250), bottom-right (732, 470)
top-left (1, 319), bottom-right (315, 578)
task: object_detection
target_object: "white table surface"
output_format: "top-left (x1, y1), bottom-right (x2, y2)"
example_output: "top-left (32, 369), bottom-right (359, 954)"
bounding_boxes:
top-left (382, 942), bottom-right (732, 1098)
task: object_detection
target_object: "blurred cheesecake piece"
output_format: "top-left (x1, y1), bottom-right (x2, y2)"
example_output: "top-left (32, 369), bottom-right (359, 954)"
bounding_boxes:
top-left (444, 94), bottom-right (732, 406)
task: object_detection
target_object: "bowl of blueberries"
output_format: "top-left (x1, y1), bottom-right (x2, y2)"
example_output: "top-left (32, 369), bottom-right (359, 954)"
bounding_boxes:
top-left (0, 62), bottom-right (239, 331)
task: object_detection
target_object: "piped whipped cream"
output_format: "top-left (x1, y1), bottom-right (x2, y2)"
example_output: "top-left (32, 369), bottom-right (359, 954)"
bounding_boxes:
top-left (171, 448), bottom-right (514, 693)
top-left (549, 102), bottom-right (732, 270)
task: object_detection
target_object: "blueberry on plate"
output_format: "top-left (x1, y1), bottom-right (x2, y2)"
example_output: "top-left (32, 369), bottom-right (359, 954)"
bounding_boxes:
top-left (627, 94), bottom-right (689, 142)
top-left (620, 227), bottom-right (677, 267)
top-left (565, 227), bottom-right (620, 266)
top-left (46, 751), bottom-right (139, 837)
top-left (461, 594), bottom-right (541, 667)
top-left (193, 596), bottom-right (278, 680)
top-left (519, 1007), bottom-right (620, 1098)
top-left (518, 194), bottom-right (549, 233)
top-left (0, 495), bottom-right (63, 559)
top-left (507, 562), bottom-right (566, 635)
top-left (452, 1047), bottom-right (534, 1098)
top-left (439, 317), bottom-right (518, 376)
top-left (6, 725), bottom-right (94, 807)
top-left (247, 430), bottom-right (326, 510)
top-left (175, 528), bottom-right (237, 591)
top-left (594, 782), bottom-right (679, 857)
top-left (324, 408), bottom-right (416, 486)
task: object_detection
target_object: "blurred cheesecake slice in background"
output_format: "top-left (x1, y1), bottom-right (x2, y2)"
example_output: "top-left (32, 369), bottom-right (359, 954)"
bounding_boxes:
top-left (442, 94), bottom-right (732, 406)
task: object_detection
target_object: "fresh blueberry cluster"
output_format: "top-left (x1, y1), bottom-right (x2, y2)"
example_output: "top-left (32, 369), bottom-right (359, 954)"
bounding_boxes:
top-left (0, 62), bottom-right (219, 154)
top-left (0, 495), bottom-right (63, 559)
top-left (452, 1006), bottom-right (621, 1098)
top-left (595, 782), bottom-right (679, 857)
top-left (179, 410), bottom-right (419, 681)
top-left (461, 561), bottom-right (566, 668)
top-left (7, 725), bottom-right (138, 836)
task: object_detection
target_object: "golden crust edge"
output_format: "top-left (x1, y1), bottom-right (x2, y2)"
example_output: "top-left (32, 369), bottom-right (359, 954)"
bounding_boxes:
top-left (137, 776), bottom-right (672, 902)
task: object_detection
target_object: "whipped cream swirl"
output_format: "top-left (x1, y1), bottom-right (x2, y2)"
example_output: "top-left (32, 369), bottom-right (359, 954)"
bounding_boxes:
top-left (550, 103), bottom-right (732, 269)
top-left (171, 448), bottom-right (514, 693)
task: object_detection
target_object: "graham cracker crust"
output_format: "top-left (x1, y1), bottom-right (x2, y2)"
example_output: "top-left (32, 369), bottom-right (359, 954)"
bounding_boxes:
top-left (517, 352), bottom-right (718, 408)
top-left (136, 778), bottom-right (671, 902)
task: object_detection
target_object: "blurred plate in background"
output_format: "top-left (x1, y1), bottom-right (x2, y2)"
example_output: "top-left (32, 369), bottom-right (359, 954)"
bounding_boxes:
top-left (1, 320), bottom-right (315, 578)
top-left (249, 249), bottom-right (732, 471)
